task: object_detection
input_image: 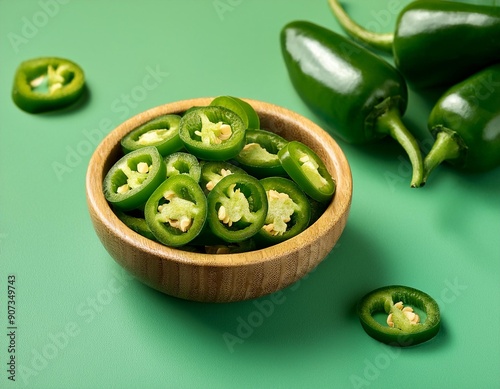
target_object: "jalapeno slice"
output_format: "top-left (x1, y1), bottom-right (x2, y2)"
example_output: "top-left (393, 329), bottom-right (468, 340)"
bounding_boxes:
top-left (256, 177), bottom-right (311, 246)
top-left (12, 57), bottom-right (85, 113)
top-left (121, 114), bottom-right (183, 156)
top-left (205, 240), bottom-right (257, 254)
top-left (210, 95), bottom-right (260, 130)
top-left (357, 285), bottom-right (441, 347)
top-left (234, 129), bottom-right (289, 178)
top-left (115, 210), bottom-right (157, 241)
top-left (164, 152), bottom-right (201, 182)
top-left (145, 175), bottom-right (207, 247)
top-left (179, 106), bottom-right (246, 161)
top-left (199, 161), bottom-right (248, 193)
top-left (103, 146), bottom-right (166, 211)
top-left (207, 173), bottom-right (268, 243)
top-left (278, 141), bottom-right (336, 203)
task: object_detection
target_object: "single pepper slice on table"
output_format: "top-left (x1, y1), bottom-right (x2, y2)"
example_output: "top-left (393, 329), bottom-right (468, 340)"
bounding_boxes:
top-left (121, 114), bottom-right (183, 156)
top-left (233, 129), bottom-right (288, 178)
top-left (280, 21), bottom-right (424, 188)
top-left (256, 177), bottom-right (312, 247)
top-left (12, 56), bottom-right (85, 113)
top-left (145, 175), bottom-right (207, 247)
top-left (328, 0), bottom-right (500, 89)
top-left (278, 141), bottom-right (335, 203)
top-left (179, 106), bottom-right (246, 161)
top-left (357, 285), bottom-right (441, 347)
top-left (423, 63), bottom-right (500, 183)
top-left (207, 173), bottom-right (268, 243)
top-left (103, 146), bottom-right (166, 211)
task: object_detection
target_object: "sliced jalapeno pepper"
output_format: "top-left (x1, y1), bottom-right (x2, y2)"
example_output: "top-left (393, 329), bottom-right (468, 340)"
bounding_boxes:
top-left (207, 173), bottom-right (268, 243)
top-left (121, 114), bottom-right (183, 156)
top-left (12, 57), bottom-right (85, 113)
top-left (115, 210), bottom-right (157, 241)
top-left (234, 129), bottom-right (288, 178)
top-left (199, 161), bottom-right (248, 193)
top-left (205, 240), bottom-right (257, 254)
top-left (103, 146), bottom-right (166, 211)
top-left (164, 152), bottom-right (201, 182)
top-left (210, 95), bottom-right (260, 130)
top-left (278, 141), bottom-right (336, 203)
top-left (145, 175), bottom-right (207, 247)
top-left (256, 177), bottom-right (311, 247)
top-left (179, 106), bottom-right (246, 161)
top-left (357, 285), bottom-right (441, 347)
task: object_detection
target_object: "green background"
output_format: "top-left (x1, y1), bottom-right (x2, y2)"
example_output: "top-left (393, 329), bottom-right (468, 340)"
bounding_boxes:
top-left (1, 0), bottom-right (499, 388)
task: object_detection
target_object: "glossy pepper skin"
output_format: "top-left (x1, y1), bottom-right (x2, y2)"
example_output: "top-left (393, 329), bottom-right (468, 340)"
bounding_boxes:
top-left (12, 57), bottom-right (85, 113)
top-left (329, 0), bottom-right (500, 89)
top-left (281, 21), bottom-right (424, 187)
top-left (423, 63), bottom-right (500, 182)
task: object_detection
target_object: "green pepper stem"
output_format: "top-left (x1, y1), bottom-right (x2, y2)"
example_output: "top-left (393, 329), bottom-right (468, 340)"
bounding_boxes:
top-left (422, 130), bottom-right (462, 184)
top-left (375, 108), bottom-right (425, 188)
top-left (328, 0), bottom-right (394, 53)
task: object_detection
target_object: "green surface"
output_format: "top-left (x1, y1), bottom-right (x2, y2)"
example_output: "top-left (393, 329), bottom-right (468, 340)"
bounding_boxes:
top-left (1, 1), bottom-right (499, 388)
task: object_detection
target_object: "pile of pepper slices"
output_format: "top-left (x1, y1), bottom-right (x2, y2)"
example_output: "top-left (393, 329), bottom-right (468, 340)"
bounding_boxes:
top-left (280, 0), bottom-right (500, 187)
top-left (103, 96), bottom-right (336, 254)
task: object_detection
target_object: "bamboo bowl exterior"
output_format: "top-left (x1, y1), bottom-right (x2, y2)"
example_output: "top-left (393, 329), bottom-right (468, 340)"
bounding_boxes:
top-left (86, 98), bottom-right (352, 302)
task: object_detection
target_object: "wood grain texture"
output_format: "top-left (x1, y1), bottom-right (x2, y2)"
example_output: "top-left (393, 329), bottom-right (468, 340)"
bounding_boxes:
top-left (86, 98), bottom-right (353, 302)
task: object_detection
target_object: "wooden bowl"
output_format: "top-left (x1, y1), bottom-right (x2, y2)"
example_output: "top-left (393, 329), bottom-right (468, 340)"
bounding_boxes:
top-left (86, 98), bottom-right (352, 303)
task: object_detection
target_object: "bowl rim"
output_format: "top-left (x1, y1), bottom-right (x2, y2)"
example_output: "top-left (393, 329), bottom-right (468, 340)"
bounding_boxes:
top-left (86, 97), bottom-right (352, 268)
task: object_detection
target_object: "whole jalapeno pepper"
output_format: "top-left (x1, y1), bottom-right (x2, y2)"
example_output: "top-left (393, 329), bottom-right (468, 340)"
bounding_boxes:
top-left (179, 106), bottom-right (246, 161)
top-left (12, 56), bottom-right (85, 113)
top-left (210, 95), bottom-right (260, 130)
top-left (164, 152), bottom-right (201, 182)
top-left (329, 0), bottom-right (500, 89)
top-left (144, 175), bottom-right (207, 247)
top-left (256, 177), bottom-right (311, 247)
top-left (234, 129), bottom-right (288, 178)
top-left (207, 173), bottom-right (268, 243)
top-left (357, 285), bottom-right (441, 347)
top-left (103, 146), bottom-right (166, 211)
top-left (199, 161), bottom-right (248, 193)
top-left (280, 21), bottom-right (424, 188)
top-left (423, 63), bottom-right (500, 183)
top-left (278, 141), bottom-right (336, 203)
top-left (120, 114), bottom-right (183, 156)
